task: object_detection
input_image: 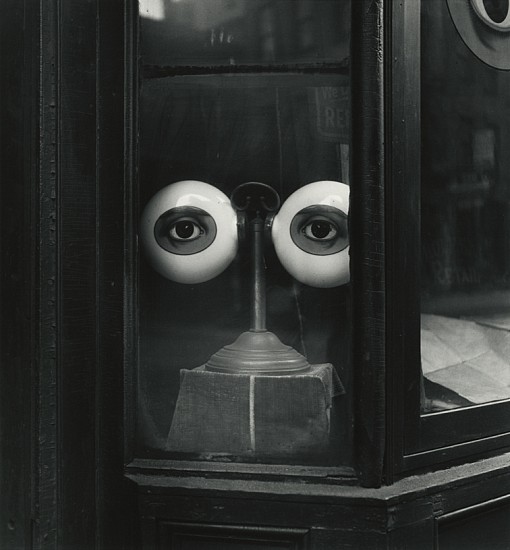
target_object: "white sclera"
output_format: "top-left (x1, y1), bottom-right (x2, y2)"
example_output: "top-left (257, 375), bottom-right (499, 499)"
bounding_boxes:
top-left (140, 180), bottom-right (238, 284)
top-left (272, 180), bottom-right (350, 288)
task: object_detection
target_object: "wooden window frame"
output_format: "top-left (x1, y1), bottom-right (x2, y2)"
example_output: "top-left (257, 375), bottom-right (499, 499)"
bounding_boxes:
top-left (385, 0), bottom-right (510, 482)
top-left (123, 0), bottom-right (387, 488)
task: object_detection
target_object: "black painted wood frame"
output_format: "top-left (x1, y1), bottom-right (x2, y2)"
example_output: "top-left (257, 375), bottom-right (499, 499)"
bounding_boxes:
top-left (1, 0), bottom-right (137, 547)
top-left (6, 0), bottom-right (509, 546)
top-left (1, 5), bottom-right (388, 548)
top-left (385, 0), bottom-right (510, 481)
top-left (351, 0), bottom-right (386, 487)
top-left (122, 0), bottom-right (387, 489)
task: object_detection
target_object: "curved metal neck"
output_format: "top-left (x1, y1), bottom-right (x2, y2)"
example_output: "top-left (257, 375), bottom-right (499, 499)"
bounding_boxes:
top-left (231, 182), bottom-right (280, 333)
top-left (204, 182), bottom-right (310, 375)
top-left (251, 213), bottom-right (266, 332)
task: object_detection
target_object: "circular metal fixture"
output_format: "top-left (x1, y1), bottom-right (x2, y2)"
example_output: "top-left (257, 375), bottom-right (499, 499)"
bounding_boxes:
top-left (447, 0), bottom-right (510, 69)
top-left (471, 0), bottom-right (510, 31)
top-left (205, 330), bottom-right (310, 375)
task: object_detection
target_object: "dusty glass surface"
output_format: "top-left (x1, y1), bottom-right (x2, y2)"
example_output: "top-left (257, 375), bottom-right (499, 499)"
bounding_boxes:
top-left (137, 1), bottom-right (352, 465)
top-left (421, 0), bottom-right (510, 412)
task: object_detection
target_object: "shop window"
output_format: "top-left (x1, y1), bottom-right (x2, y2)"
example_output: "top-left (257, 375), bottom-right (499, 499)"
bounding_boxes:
top-left (136, 0), bottom-right (352, 466)
top-left (388, 0), bottom-right (510, 475)
top-left (420, 0), bottom-right (510, 412)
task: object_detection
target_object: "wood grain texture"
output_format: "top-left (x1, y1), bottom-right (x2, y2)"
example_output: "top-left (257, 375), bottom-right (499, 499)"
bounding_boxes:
top-left (350, 0), bottom-right (386, 488)
top-left (96, 0), bottom-right (140, 547)
top-left (159, 523), bottom-right (309, 550)
top-left (57, 1), bottom-right (98, 546)
top-left (37, 0), bottom-right (60, 546)
top-left (385, 0), bottom-right (422, 482)
top-left (132, 452), bottom-right (510, 548)
top-left (0, 1), bottom-right (38, 547)
top-left (1, 1), bottom-right (135, 547)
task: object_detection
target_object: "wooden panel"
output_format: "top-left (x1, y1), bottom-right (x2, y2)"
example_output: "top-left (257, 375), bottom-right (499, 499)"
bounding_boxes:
top-left (132, 453), bottom-right (510, 548)
top-left (139, 492), bottom-right (387, 533)
top-left (350, 0), bottom-right (386, 488)
top-left (37, 0), bottom-right (60, 545)
top-left (0, 1), bottom-right (38, 547)
top-left (438, 496), bottom-right (510, 550)
top-left (95, 0), bottom-right (141, 547)
top-left (158, 523), bottom-right (309, 550)
top-left (385, 0), bottom-right (422, 482)
top-left (58, 1), bottom-right (98, 546)
top-left (0, 0), bottom-right (137, 546)
top-left (309, 526), bottom-right (390, 549)
top-left (388, 515), bottom-right (435, 550)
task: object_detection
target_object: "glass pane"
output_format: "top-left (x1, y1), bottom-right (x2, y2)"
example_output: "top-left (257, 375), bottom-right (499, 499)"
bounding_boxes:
top-left (420, 0), bottom-right (510, 412)
top-left (139, 0), bottom-right (350, 67)
top-left (136, 1), bottom-right (352, 466)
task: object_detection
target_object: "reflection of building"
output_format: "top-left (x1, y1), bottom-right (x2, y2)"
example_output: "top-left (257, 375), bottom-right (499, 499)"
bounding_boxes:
top-left (185, 0), bottom-right (247, 29)
top-left (140, 0), bottom-right (247, 26)
top-left (140, 0), bottom-right (349, 65)
top-left (421, 1), bottom-right (510, 302)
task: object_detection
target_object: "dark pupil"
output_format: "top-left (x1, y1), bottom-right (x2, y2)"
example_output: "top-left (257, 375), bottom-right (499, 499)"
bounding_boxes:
top-left (483, 0), bottom-right (508, 23)
top-left (311, 221), bottom-right (331, 239)
top-left (175, 221), bottom-right (195, 239)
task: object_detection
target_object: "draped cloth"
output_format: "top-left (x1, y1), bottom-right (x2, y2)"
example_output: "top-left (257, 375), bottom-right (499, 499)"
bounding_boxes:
top-left (166, 363), bottom-right (344, 457)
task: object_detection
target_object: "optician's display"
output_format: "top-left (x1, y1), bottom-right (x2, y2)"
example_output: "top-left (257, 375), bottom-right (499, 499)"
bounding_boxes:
top-left (137, 0), bottom-right (353, 465)
top-left (140, 179), bottom-right (349, 457)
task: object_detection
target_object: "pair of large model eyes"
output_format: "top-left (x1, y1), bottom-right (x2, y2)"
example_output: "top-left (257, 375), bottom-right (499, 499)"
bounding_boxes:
top-left (140, 180), bottom-right (349, 287)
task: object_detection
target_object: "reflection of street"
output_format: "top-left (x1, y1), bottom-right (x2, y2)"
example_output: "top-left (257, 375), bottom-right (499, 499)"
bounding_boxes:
top-left (422, 290), bottom-right (510, 318)
top-left (421, 1), bottom-right (510, 301)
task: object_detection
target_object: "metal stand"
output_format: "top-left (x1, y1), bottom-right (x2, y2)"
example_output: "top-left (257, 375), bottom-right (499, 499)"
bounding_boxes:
top-left (206, 183), bottom-right (310, 375)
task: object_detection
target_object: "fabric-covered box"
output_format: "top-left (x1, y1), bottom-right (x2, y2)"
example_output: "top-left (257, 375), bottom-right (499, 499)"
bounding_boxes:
top-left (166, 363), bottom-right (344, 458)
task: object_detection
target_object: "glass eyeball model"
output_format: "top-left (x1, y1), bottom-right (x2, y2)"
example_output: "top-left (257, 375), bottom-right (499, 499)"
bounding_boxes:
top-left (140, 180), bottom-right (238, 284)
top-left (272, 180), bottom-right (349, 288)
top-left (141, 179), bottom-right (349, 286)
top-left (140, 179), bottom-right (350, 374)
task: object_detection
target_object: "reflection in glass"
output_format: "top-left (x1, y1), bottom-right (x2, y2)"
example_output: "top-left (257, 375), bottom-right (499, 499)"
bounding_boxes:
top-left (137, 0), bottom-right (352, 465)
top-left (421, 0), bottom-right (510, 411)
top-left (139, 0), bottom-right (350, 66)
